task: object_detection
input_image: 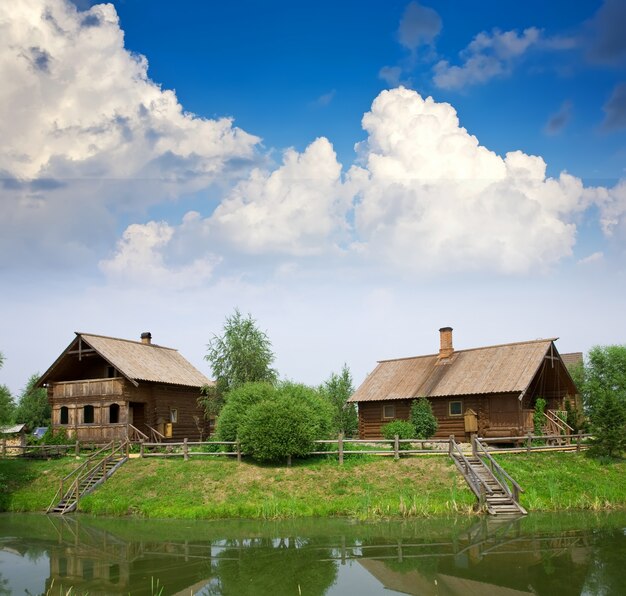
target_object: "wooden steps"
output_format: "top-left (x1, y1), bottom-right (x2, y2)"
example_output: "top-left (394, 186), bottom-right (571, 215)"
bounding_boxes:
top-left (450, 445), bottom-right (527, 516)
top-left (48, 441), bottom-right (129, 515)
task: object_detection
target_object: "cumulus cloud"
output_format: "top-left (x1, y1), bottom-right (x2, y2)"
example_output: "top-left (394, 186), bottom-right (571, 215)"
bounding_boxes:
top-left (0, 0), bottom-right (259, 268)
top-left (432, 27), bottom-right (575, 91)
top-left (601, 83), bottom-right (626, 131)
top-left (397, 2), bottom-right (441, 52)
top-left (544, 101), bottom-right (573, 135)
top-left (595, 180), bottom-right (626, 239)
top-left (209, 137), bottom-right (351, 256)
top-left (350, 88), bottom-right (588, 274)
top-left (100, 216), bottom-right (220, 289)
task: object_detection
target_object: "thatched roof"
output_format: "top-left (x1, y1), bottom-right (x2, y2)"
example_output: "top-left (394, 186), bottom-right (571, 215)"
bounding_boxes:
top-left (38, 332), bottom-right (212, 389)
top-left (348, 338), bottom-right (559, 403)
top-left (560, 352), bottom-right (583, 369)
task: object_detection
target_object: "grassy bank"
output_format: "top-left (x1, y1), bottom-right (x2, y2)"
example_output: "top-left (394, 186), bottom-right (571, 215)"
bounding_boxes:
top-left (496, 452), bottom-right (626, 511)
top-left (0, 452), bottom-right (624, 519)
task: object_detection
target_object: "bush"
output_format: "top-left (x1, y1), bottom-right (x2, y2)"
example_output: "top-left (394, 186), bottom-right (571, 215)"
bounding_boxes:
top-left (216, 382), bottom-right (276, 442)
top-left (239, 396), bottom-right (317, 462)
top-left (410, 398), bottom-right (438, 439)
top-left (589, 392), bottom-right (626, 458)
top-left (533, 397), bottom-right (547, 436)
top-left (40, 427), bottom-right (69, 445)
top-left (381, 420), bottom-right (415, 450)
top-left (216, 381), bottom-right (333, 462)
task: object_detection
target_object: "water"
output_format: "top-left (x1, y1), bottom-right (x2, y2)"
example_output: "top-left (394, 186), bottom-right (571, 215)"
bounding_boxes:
top-left (0, 512), bottom-right (625, 595)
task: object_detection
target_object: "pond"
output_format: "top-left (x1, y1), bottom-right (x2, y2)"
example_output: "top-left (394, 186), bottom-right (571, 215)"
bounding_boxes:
top-left (0, 511), bottom-right (625, 595)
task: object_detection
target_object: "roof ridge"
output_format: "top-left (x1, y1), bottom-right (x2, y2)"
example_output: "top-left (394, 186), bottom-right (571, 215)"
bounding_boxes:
top-left (378, 337), bottom-right (557, 363)
top-left (76, 332), bottom-right (177, 351)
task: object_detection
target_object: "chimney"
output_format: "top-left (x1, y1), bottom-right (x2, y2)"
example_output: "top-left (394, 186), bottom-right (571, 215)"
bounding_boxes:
top-left (438, 327), bottom-right (453, 359)
top-left (141, 332), bottom-right (152, 345)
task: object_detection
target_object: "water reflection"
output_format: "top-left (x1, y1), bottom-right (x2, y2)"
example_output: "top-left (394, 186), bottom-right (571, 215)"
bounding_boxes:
top-left (0, 512), bottom-right (624, 595)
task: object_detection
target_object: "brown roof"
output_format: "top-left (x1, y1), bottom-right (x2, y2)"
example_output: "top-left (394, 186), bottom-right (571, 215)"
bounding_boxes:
top-left (348, 339), bottom-right (557, 403)
top-left (560, 352), bottom-right (583, 368)
top-left (39, 333), bottom-right (212, 388)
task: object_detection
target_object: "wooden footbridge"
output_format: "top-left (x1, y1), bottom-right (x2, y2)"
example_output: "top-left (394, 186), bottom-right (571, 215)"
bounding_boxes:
top-left (47, 440), bottom-right (129, 515)
top-left (449, 437), bottom-right (527, 516)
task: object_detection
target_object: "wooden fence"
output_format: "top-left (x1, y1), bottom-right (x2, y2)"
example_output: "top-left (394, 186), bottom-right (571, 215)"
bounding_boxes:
top-left (1, 432), bottom-right (593, 464)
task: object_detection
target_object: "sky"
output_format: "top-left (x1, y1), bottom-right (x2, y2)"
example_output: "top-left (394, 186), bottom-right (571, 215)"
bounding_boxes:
top-left (1, 0), bottom-right (626, 396)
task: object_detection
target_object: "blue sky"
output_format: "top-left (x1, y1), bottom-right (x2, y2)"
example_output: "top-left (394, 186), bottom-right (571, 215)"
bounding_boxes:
top-left (1, 0), bottom-right (626, 396)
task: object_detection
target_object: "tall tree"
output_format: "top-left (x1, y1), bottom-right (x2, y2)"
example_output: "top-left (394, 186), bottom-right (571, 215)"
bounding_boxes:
top-left (14, 374), bottom-right (51, 430)
top-left (581, 345), bottom-right (626, 457)
top-left (0, 385), bottom-right (15, 426)
top-left (321, 364), bottom-right (358, 437)
top-left (201, 309), bottom-right (277, 415)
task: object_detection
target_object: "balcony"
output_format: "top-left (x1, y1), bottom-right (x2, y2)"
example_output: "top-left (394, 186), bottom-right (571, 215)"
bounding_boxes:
top-left (52, 378), bottom-right (125, 399)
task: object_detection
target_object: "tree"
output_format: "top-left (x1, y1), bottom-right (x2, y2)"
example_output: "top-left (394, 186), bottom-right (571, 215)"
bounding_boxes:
top-left (0, 385), bottom-right (15, 426)
top-left (320, 364), bottom-right (358, 437)
top-left (410, 397), bottom-right (438, 439)
top-left (204, 309), bottom-right (278, 399)
top-left (14, 374), bottom-right (51, 430)
top-left (581, 345), bottom-right (626, 458)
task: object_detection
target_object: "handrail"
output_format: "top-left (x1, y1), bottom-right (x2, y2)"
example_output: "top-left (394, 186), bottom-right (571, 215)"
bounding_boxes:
top-left (145, 424), bottom-right (166, 443)
top-left (449, 437), bottom-right (493, 502)
top-left (545, 410), bottom-right (574, 433)
top-left (474, 438), bottom-right (524, 502)
top-left (128, 424), bottom-right (149, 442)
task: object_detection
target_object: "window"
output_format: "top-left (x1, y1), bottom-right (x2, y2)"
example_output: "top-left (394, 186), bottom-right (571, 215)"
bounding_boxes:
top-left (383, 404), bottom-right (396, 419)
top-left (106, 366), bottom-right (116, 378)
top-left (449, 401), bottom-right (463, 416)
top-left (84, 405), bottom-right (94, 424)
top-left (170, 408), bottom-right (178, 423)
top-left (109, 403), bottom-right (120, 424)
top-left (60, 406), bottom-right (69, 425)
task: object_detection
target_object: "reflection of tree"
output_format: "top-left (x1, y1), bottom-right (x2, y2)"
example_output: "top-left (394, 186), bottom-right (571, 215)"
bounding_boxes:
top-left (0, 572), bottom-right (10, 596)
top-left (581, 530), bottom-right (626, 595)
top-left (203, 536), bottom-right (337, 596)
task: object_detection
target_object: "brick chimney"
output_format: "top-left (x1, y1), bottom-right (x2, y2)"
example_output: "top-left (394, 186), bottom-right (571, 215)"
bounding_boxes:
top-left (141, 332), bottom-right (152, 345)
top-left (438, 327), bottom-right (453, 359)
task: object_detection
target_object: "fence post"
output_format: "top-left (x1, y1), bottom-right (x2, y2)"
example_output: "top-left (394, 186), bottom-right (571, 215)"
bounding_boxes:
top-left (183, 438), bottom-right (189, 462)
top-left (125, 440), bottom-right (130, 458)
top-left (287, 454), bottom-right (292, 467)
top-left (526, 431), bottom-right (532, 454)
top-left (449, 435), bottom-right (454, 455)
top-left (394, 435), bottom-right (399, 460)
top-left (471, 435), bottom-right (477, 457)
top-left (140, 440), bottom-right (144, 458)
top-left (338, 432), bottom-right (344, 466)
top-left (576, 431), bottom-right (581, 453)
top-left (75, 441), bottom-right (80, 457)
top-left (236, 439), bottom-right (241, 463)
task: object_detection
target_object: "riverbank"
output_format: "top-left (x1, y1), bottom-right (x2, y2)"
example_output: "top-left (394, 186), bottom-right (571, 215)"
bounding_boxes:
top-left (1, 452), bottom-right (624, 518)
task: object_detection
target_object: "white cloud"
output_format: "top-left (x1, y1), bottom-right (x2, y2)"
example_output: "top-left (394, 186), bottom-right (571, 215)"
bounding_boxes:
top-left (209, 137), bottom-right (351, 256)
top-left (350, 88), bottom-right (588, 274)
top-left (433, 27), bottom-right (544, 90)
top-left (595, 179), bottom-right (626, 238)
top-left (100, 216), bottom-right (220, 289)
top-left (0, 0), bottom-right (259, 268)
top-left (577, 251), bottom-right (604, 265)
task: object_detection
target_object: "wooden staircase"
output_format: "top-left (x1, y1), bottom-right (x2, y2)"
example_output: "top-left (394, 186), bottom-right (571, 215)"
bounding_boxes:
top-left (450, 437), bottom-right (527, 516)
top-left (47, 440), bottom-right (129, 515)
top-left (542, 410), bottom-right (574, 445)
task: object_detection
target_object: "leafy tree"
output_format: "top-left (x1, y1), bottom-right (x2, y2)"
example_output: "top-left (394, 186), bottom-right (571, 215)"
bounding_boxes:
top-left (533, 397), bottom-right (547, 436)
top-left (381, 420), bottom-right (415, 450)
top-left (14, 374), bottom-right (51, 430)
top-left (0, 385), bottom-right (15, 426)
top-left (581, 345), bottom-right (626, 458)
top-left (410, 397), bottom-right (438, 439)
top-left (216, 382), bottom-right (276, 442)
top-left (203, 310), bottom-right (277, 415)
top-left (0, 351), bottom-right (4, 369)
top-left (320, 364), bottom-right (358, 437)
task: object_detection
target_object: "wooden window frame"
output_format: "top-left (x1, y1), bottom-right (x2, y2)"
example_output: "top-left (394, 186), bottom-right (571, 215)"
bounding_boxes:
top-left (59, 406), bottom-right (69, 425)
top-left (109, 403), bottom-right (120, 424)
top-left (449, 400), bottom-right (463, 417)
top-left (382, 404), bottom-right (396, 420)
top-left (170, 408), bottom-right (178, 424)
top-left (83, 404), bottom-right (95, 424)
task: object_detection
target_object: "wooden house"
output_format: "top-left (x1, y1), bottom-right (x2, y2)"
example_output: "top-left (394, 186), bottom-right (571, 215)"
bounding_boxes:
top-left (38, 332), bottom-right (213, 443)
top-left (348, 327), bottom-right (579, 441)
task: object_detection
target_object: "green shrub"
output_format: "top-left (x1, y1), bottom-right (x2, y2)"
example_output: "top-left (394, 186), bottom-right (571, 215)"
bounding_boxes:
top-left (381, 420), bottom-right (415, 450)
top-left (239, 396), bottom-right (317, 462)
top-left (589, 392), bottom-right (626, 458)
top-left (40, 427), bottom-right (69, 445)
top-left (533, 398), bottom-right (547, 436)
top-left (216, 382), bottom-right (276, 442)
top-left (410, 397), bottom-right (438, 439)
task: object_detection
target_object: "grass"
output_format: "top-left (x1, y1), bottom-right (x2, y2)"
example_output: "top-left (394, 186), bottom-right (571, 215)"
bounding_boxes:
top-left (494, 452), bottom-right (626, 511)
top-left (1, 451), bottom-right (624, 519)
